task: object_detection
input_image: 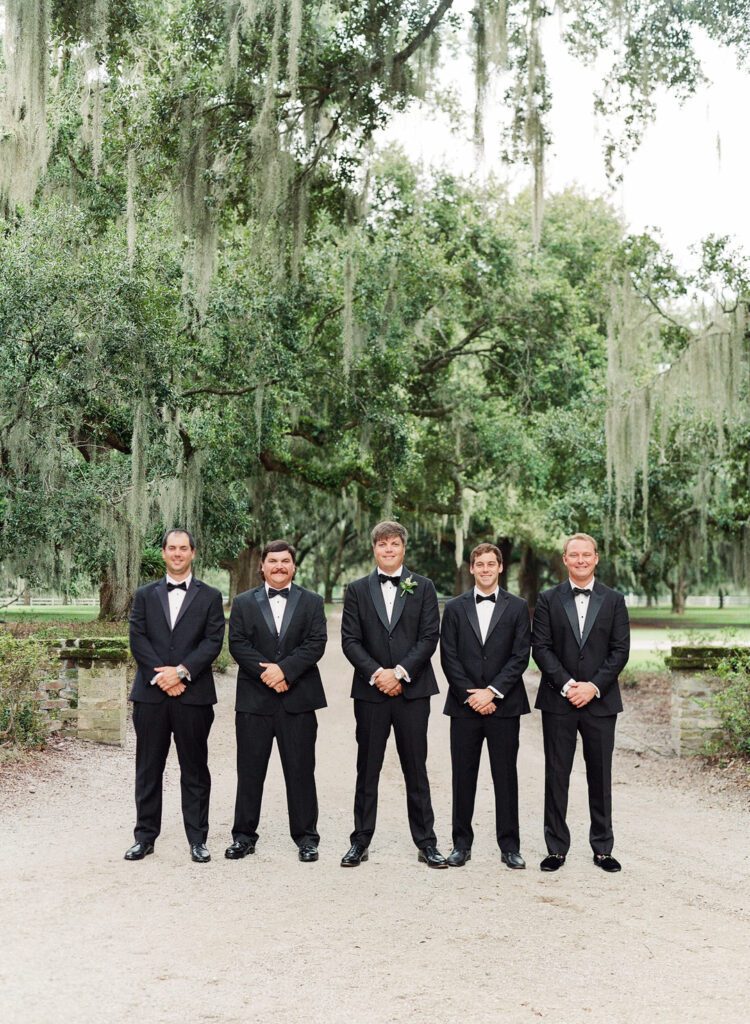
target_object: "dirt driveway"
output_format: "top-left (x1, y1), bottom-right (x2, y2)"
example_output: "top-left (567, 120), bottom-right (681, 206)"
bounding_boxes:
top-left (2, 611), bottom-right (749, 1023)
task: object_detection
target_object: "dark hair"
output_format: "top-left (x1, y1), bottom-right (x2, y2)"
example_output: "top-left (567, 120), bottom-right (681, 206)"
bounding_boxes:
top-left (469, 542), bottom-right (503, 567)
top-left (161, 528), bottom-right (196, 550)
top-left (370, 520), bottom-right (408, 545)
top-left (261, 539), bottom-right (297, 563)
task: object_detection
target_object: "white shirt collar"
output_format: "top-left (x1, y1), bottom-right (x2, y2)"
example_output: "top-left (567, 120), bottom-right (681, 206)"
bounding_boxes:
top-left (378, 565), bottom-right (403, 580)
top-left (266, 582), bottom-right (292, 596)
top-left (569, 578), bottom-right (594, 592)
top-left (473, 585), bottom-right (499, 599)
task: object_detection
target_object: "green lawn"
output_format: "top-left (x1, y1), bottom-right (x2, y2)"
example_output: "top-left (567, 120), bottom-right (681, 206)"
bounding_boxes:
top-left (629, 606), bottom-right (750, 627)
top-left (1, 607), bottom-right (100, 621)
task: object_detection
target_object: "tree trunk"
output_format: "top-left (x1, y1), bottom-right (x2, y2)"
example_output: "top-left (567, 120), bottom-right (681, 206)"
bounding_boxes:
top-left (453, 562), bottom-right (471, 596)
top-left (517, 543), bottom-right (541, 611)
top-left (223, 544), bottom-right (261, 604)
top-left (497, 536), bottom-right (512, 590)
top-left (667, 575), bottom-right (688, 615)
top-left (98, 573), bottom-right (132, 621)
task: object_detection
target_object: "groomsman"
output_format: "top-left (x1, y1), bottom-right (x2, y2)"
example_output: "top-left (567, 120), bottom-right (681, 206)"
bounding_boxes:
top-left (126, 529), bottom-right (225, 863)
top-left (340, 521), bottom-right (447, 867)
top-left (532, 533), bottom-right (630, 872)
top-left (440, 543), bottom-right (531, 868)
top-left (226, 540), bottom-right (327, 862)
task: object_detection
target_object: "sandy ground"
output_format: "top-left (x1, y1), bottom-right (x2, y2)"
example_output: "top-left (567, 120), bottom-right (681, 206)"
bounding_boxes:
top-left (2, 611), bottom-right (750, 1024)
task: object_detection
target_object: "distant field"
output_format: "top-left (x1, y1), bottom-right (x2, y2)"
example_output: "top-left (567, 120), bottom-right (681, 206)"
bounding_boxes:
top-left (629, 607), bottom-right (750, 627)
top-left (1, 607), bottom-right (100, 621)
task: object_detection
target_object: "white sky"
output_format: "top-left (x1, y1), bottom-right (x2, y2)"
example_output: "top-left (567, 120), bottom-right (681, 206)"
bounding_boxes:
top-left (378, 18), bottom-right (750, 271)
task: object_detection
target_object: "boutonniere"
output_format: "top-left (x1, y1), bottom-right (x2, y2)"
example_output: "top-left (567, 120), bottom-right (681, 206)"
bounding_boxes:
top-left (399, 575), bottom-right (418, 598)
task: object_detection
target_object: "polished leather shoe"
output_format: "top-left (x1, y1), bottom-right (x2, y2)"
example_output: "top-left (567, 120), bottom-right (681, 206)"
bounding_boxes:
top-left (540, 853), bottom-right (566, 872)
top-left (190, 842), bottom-right (211, 863)
top-left (298, 844), bottom-right (319, 862)
top-left (594, 853), bottom-right (622, 872)
top-left (340, 843), bottom-right (368, 866)
top-left (417, 846), bottom-right (449, 868)
top-left (446, 848), bottom-right (471, 867)
top-left (501, 851), bottom-right (526, 869)
top-left (124, 841), bottom-right (154, 861)
top-left (224, 840), bottom-right (255, 859)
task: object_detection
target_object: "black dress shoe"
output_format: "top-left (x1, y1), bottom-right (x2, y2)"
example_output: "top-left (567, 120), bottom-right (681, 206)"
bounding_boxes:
top-left (594, 853), bottom-right (622, 872)
top-left (540, 853), bottom-right (566, 872)
top-left (340, 843), bottom-right (369, 866)
top-left (190, 842), bottom-right (211, 863)
top-left (224, 840), bottom-right (256, 860)
top-left (501, 851), bottom-right (526, 869)
top-left (298, 844), bottom-right (319, 862)
top-left (417, 846), bottom-right (449, 868)
top-left (446, 848), bottom-right (471, 867)
top-left (124, 841), bottom-right (154, 861)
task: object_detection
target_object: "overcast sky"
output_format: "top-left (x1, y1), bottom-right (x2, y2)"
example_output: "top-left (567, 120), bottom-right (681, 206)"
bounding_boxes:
top-left (379, 20), bottom-right (750, 271)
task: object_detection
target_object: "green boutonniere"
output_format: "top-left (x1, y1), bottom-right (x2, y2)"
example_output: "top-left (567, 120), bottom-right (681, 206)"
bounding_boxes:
top-left (399, 575), bottom-right (418, 597)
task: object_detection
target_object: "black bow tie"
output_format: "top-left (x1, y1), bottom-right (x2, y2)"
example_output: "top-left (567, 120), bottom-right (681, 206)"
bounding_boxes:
top-left (378, 574), bottom-right (400, 586)
top-left (572, 587), bottom-right (591, 598)
top-left (167, 581), bottom-right (187, 592)
top-left (268, 587), bottom-right (290, 599)
top-left (476, 593), bottom-right (496, 603)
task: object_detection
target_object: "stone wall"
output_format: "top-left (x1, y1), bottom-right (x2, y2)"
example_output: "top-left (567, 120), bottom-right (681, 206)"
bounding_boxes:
top-left (38, 638), bottom-right (131, 746)
top-left (666, 646), bottom-right (738, 756)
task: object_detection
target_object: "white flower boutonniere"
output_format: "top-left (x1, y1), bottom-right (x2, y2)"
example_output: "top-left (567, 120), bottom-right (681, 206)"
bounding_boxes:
top-left (399, 575), bottom-right (418, 598)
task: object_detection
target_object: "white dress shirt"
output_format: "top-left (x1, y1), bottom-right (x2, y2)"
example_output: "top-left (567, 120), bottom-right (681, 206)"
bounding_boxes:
top-left (370, 565), bottom-right (410, 685)
top-left (150, 574), bottom-right (192, 685)
top-left (265, 582), bottom-right (289, 634)
top-left (473, 586), bottom-right (503, 699)
top-left (563, 579), bottom-right (599, 698)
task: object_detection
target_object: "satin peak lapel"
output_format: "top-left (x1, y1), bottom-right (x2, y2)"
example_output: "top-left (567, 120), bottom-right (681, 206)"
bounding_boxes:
top-left (387, 568), bottom-right (410, 634)
top-left (254, 587), bottom-right (278, 638)
top-left (580, 586), bottom-right (604, 649)
top-left (367, 571), bottom-right (391, 633)
top-left (279, 585), bottom-right (302, 641)
top-left (172, 580), bottom-right (200, 630)
top-left (156, 580), bottom-right (172, 631)
top-left (462, 591), bottom-right (483, 645)
top-left (484, 589), bottom-right (510, 643)
top-left (559, 585), bottom-right (582, 647)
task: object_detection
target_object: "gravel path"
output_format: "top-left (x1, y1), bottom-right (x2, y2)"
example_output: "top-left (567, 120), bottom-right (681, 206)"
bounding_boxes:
top-left (2, 611), bottom-right (749, 1024)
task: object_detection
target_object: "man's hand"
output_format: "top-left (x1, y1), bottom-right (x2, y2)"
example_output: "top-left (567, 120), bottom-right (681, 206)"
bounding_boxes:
top-left (373, 668), bottom-right (402, 696)
top-left (478, 701), bottom-right (497, 715)
top-left (466, 687), bottom-right (496, 712)
top-left (259, 663), bottom-right (289, 692)
top-left (154, 666), bottom-right (181, 691)
top-left (165, 682), bottom-right (186, 697)
top-left (566, 681), bottom-right (597, 707)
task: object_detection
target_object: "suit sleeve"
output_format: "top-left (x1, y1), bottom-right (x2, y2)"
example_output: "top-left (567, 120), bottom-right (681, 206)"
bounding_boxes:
top-left (278, 596), bottom-right (327, 685)
top-left (590, 592), bottom-right (630, 695)
top-left (228, 598), bottom-right (267, 680)
top-left (129, 588), bottom-right (162, 676)
top-left (531, 591), bottom-right (569, 692)
top-left (439, 602), bottom-right (476, 702)
top-left (180, 590), bottom-right (226, 679)
top-left (488, 600), bottom-right (531, 697)
top-left (398, 579), bottom-right (440, 682)
top-left (341, 583), bottom-right (382, 680)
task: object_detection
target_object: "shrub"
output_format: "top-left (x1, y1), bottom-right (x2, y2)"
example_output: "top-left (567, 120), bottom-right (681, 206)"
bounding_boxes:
top-left (0, 634), bottom-right (49, 748)
top-left (715, 651), bottom-right (750, 757)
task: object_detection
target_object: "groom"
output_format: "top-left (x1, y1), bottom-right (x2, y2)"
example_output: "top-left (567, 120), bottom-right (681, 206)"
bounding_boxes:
top-left (340, 521), bottom-right (447, 868)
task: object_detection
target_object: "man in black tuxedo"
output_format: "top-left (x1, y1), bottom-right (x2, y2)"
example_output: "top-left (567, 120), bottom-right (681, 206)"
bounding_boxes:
top-left (532, 532), bottom-right (630, 873)
top-left (126, 528), bottom-right (225, 863)
top-left (340, 521), bottom-right (446, 868)
top-left (440, 543), bottom-right (531, 868)
top-left (226, 540), bottom-right (327, 863)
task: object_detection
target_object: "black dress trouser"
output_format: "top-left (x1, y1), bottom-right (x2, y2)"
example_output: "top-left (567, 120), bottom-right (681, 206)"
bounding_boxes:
top-left (132, 699), bottom-right (214, 846)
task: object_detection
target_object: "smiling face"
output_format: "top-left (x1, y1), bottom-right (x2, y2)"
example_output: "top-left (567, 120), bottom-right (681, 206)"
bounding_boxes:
top-left (470, 552), bottom-right (502, 594)
top-left (373, 534), bottom-right (405, 575)
top-left (562, 537), bottom-right (599, 587)
top-left (261, 549), bottom-right (296, 590)
top-left (161, 531), bottom-right (195, 581)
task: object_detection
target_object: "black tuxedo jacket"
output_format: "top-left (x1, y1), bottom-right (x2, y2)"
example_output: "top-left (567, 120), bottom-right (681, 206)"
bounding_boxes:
top-left (440, 588), bottom-right (531, 718)
top-left (341, 568), bottom-right (440, 703)
top-left (128, 578), bottom-right (226, 705)
top-left (229, 584), bottom-right (327, 715)
top-left (532, 580), bottom-right (630, 716)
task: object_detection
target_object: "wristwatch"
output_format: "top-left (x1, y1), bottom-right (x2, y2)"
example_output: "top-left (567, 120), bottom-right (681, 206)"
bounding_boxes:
top-left (176, 665), bottom-right (189, 681)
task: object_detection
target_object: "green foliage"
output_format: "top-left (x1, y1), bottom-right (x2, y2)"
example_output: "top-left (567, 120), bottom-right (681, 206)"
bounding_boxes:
top-left (714, 650), bottom-right (750, 757)
top-left (0, 634), bottom-right (48, 747)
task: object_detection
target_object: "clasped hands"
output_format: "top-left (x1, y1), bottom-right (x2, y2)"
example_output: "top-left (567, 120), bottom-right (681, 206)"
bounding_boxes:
top-left (373, 668), bottom-right (402, 697)
top-left (566, 681), bottom-right (597, 707)
top-left (259, 662), bottom-right (289, 693)
top-left (466, 688), bottom-right (497, 715)
top-left (153, 666), bottom-right (186, 698)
